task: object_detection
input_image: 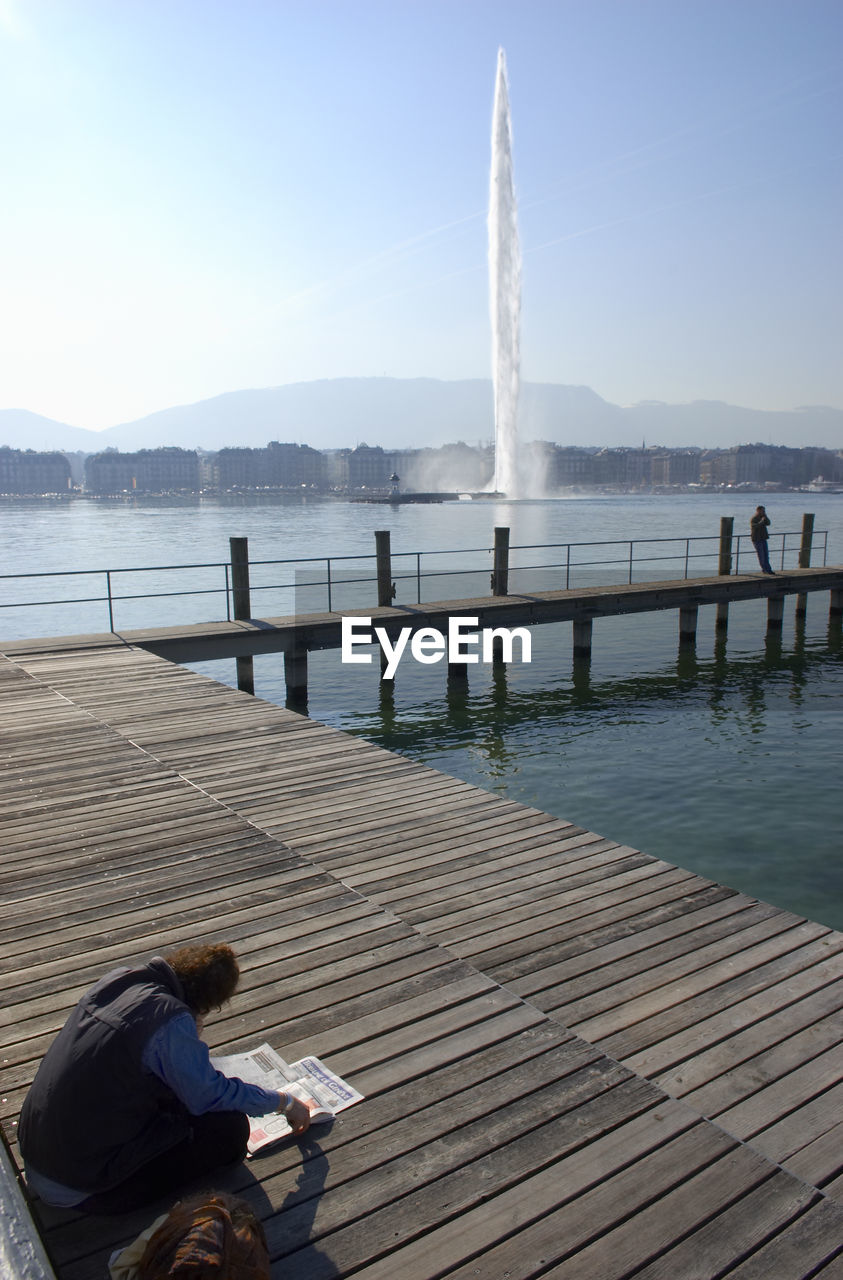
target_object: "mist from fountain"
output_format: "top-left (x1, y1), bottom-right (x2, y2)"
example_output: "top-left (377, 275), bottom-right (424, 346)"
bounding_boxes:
top-left (489, 48), bottom-right (522, 497)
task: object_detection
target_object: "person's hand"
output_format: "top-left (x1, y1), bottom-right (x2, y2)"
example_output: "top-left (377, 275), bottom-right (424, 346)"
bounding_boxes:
top-left (278, 1091), bottom-right (312, 1136)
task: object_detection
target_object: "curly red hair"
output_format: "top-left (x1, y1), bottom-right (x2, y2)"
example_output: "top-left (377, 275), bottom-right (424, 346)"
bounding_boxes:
top-left (165, 943), bottom-right (240, 1015)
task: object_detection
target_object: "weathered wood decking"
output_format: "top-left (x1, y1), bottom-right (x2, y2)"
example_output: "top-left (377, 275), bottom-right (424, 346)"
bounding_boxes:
top-left (1, 642), bottom-right (842, 1278)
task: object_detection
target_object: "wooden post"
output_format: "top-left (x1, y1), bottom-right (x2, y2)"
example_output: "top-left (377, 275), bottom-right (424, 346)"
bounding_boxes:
top-left (798, 512), bottom-right (815, 567)
top-left (830, 589), bottom-right (843, 619)
top-left (767, 596), bottom-right (784, 631)
top-left (718, 516), bottom-right (734, 575)
top-left (716, 515), bottom-right (733, 632)
top-left (679, 605), bottom-right (698, 645)
top-left (235, 654), bottom-right (255, 696)
top-left (230, 536), bottom-right (251, 619)
top-left (230, 536), bottom-right (254, 694)
top-left (796, 512), bottom-right (814, 618)
top-left (447, 662), bottom-right (469, 685)
top-left (375, 530), bottom-right (395, 606)
top-left (491, 526), bottom-right (510, 596)
top-left (573, 618), bottom-right (593, 659)
top-left (284, 637), bottom-right (308, 708)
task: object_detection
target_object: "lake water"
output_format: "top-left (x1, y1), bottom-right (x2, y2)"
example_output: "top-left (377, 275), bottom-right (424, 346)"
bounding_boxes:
top-left (2, 490), bottom-right (841, 931)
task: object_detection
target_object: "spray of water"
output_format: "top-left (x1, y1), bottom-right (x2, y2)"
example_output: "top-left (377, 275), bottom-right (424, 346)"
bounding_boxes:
top-left (489, 48), bottom-right (522, 497)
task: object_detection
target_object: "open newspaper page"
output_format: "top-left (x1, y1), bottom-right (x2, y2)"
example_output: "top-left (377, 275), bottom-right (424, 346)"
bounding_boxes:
top-left (210, 1042), bottom-right (364, 1154)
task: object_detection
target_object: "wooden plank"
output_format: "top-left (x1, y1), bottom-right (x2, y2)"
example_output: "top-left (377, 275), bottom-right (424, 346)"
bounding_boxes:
top-left (678, 1013), bottom-right (843, 1119)
top-left (723, 1198), bottom-right (843, 1278)
top-left (627, 1172), bottom-right (820, 1280)
top-left (319, 1113), bottom-right (723, 1280)
top-left (654, 979), bottom-right (843, 1099)
top-left (586, 934), bottom-right (843, 1061)
top-left (783, 1120), bottom-right (843, 1195)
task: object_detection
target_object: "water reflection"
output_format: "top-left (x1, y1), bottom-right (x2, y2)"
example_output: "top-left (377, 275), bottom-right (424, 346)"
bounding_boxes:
top-left (338, 632), bottom-right (837, 754)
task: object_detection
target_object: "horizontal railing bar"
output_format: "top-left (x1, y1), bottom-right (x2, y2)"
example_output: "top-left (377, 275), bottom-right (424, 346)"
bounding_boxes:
top-left (100, 587), bottom-right (229, 604)
top-left (0, 594), bottom-right (110, 609)
top-left (0, 561), bottom-right (229, 581)
top-left (508, 535), bottom-right (723, 551)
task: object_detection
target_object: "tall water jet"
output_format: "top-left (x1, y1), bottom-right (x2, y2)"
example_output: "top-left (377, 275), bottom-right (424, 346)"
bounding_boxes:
top-left (489, 48), bottom-right (522, 497)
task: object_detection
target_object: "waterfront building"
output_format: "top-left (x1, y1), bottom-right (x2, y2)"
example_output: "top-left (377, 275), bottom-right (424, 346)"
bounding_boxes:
top-left (85, 447), bottom-right (200, 493)
top-left (213, 442), bottom-right (326, 490)
top-left (650, 449), bottom-right (702, 486)
top-left (0, 447), bottom-right (72, 494)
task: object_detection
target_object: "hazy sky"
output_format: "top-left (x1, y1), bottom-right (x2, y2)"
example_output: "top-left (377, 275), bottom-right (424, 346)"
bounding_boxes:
top-left (1, 0), bottom-right (841, 429)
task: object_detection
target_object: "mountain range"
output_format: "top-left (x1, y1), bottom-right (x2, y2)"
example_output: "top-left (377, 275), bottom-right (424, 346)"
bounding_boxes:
top-left (1, 378), bottom-right (841, 454)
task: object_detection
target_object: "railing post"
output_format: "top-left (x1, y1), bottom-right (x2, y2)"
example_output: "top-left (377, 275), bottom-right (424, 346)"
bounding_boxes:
top-left (718, 517), bottom-right (734, 575)
top-left (796, 512), bottom-right (814, 619)
top-left (716, 516), bottom-right (733, 632)
top-left (326, 559), bottom-right (333, 613)
top-left (229, 536), bottom-right (254, 695)
top-left (491, 526), bottom-right (510, 596)
top-left (628, 541), bottom-right (634, 584)
top-left (106, 570), bottom-right (115, 632)
top-left (416, 552), bottom-right (422, 604)
top-left (375, 530), bottom-right (395, 607)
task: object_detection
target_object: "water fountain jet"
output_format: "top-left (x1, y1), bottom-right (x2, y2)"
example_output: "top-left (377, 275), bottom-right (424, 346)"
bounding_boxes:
top-left (489, 48), bottom-right (522, 497)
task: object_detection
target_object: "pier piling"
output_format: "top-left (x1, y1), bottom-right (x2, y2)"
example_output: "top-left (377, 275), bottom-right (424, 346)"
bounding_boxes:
top-left (679, 604), bottom-right (699, 645)
top-left (796, 512), bottom-right (815, 618)
top-left (767, 595), bottom-right (785, 630)
top-left (284, 637), bottom-right (308, 708)
top-left (572, 618), bottom-right (593, 659)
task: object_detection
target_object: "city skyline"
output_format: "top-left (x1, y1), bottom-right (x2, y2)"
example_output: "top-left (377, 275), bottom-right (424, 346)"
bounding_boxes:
top-left (1, 0), bottom-right (841, 431)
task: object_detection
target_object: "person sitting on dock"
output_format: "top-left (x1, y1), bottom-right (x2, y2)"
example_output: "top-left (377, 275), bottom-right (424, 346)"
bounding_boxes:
top-left (19, 942), bottom-right (311, 1215)
top-left (750, 505), bottom-right (775, 574)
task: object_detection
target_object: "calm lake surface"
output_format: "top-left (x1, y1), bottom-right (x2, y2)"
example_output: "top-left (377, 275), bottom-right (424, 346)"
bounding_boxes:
top-left (2, 490), bottom-right (841, 930)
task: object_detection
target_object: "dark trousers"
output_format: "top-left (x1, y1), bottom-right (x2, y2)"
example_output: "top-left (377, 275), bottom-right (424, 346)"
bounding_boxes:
top-left (753, 538), bottom-right (773, 573)
top-left (78, 1110), bottom-right (249, 1215)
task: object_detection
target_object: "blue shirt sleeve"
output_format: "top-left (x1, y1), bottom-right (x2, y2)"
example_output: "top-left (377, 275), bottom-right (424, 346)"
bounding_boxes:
top-left (142, 1013), bottom-right (280, 1117)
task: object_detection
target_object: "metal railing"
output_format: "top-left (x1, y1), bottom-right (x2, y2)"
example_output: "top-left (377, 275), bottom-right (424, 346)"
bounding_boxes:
top-left (0, 527), bottom-right (829, 637)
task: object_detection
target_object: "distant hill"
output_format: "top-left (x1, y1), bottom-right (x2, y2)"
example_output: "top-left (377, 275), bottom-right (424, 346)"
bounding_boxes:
top-left (1, 378), bottom-right (841, 454)
top-left (0, 409), bottom-right (106, 453)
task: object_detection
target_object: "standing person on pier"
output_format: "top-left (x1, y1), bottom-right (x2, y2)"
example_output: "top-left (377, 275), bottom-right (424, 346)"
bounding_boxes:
top-left (750, 505), bottom-right (775, 574)
top-left (19, 942), bottom-right (312, 1214)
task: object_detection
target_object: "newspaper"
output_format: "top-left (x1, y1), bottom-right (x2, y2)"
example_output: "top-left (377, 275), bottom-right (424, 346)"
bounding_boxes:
top-left (210, 1042), bottom-right (363, 1155)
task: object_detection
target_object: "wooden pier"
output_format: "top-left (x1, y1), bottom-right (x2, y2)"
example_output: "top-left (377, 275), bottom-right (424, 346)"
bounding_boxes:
top-left (1, 628), bottom-right (842, 1278)
top-left (3, 565), bottom-right (842, 707)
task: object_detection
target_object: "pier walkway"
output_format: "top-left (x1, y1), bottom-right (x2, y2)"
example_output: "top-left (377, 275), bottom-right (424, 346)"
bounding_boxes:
top-left (1, 639), bottom-right (842, 1278)
top-left (3, 566), bottom-right (841, 669)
